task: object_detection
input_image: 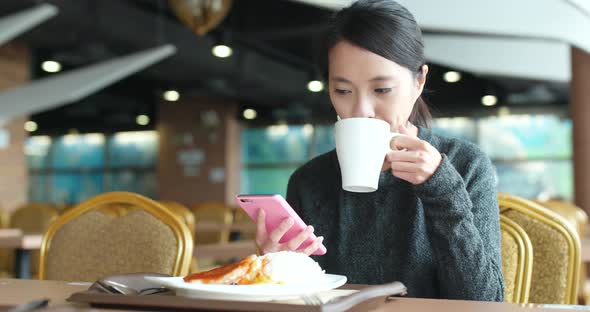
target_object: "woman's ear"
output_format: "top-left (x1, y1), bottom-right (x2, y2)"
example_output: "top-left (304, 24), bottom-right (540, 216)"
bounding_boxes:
top-left (416, 64), bottom-right (428, 94)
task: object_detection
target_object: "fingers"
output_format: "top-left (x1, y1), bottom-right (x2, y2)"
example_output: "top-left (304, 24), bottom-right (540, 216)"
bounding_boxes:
top-left (389, 161), bottom-right (418, 173)
top-left (385, 150), bottom-right (419, 163)
top-left (255, 209), bottom-right (267, 246)
top-left (386, 123), bottom-right (442, 185)
top-left (391, 135), bottom-right (427, 151)
top-left (255, 212), bottom-right (322, 255)
top-left (285, 226), bottom-right (314, 251)
top-left (303, 236), bottom-right (324, 255)
top-left (269, 217), bottom-right (294, 244)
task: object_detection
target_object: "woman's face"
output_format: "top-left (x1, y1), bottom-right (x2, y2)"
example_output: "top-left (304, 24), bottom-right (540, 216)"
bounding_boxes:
top-left (328, 40), bottom-right (427, 131)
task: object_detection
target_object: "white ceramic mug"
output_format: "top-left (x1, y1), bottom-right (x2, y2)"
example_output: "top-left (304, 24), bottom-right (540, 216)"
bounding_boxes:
top-left (335, 118), bottom-right (401, 193)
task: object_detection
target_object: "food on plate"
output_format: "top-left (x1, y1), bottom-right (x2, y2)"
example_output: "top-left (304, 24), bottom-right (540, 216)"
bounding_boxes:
top-left (183, 251), bottom-right (325, 285)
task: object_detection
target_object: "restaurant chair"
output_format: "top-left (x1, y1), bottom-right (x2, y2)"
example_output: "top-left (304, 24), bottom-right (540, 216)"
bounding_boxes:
top-left (536, 200), bottom-right (588, 237)
top-left (8, 203), bottom-right (59, 278)
top-left (191, 202), bottom-right (232, 245)
top-left (500, 215), bottom-right (533, 303)
top-left (0, 207), bottom-right (10, 277)
top-left (39, 192), bottom-right (193, 282)
top-left (499, 193), bottom-right (581, 304)
top-left (160, 201), bottom-right (196, 235)
top-left (191, 202), bottom-right (233, 271)
top-left (11, 203), bottom-right (59, 234)
top-left (0, 208), bottom-right (8, 228)
top-left (536, 199), bottom-right (589, 305)
top-left (95, 203), bottom-right (130, 217)
top-left (159, 201), bottom-right (198, 273)
top-left (232, 208), bottom-right (256, 241)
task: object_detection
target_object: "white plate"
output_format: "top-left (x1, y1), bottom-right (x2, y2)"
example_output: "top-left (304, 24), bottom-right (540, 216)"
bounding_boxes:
top-left (144, 274), bottom-right (347, 301)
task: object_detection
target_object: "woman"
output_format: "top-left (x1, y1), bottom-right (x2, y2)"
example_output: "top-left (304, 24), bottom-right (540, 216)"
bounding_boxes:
top-left (255, 0), bottom-right (504, 301)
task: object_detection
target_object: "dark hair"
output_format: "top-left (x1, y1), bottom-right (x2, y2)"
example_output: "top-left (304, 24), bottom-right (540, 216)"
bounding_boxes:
top-left (325, 0), bottom-right (431, 127)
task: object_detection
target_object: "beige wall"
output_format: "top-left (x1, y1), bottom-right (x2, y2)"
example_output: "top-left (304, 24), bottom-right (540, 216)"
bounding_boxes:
top-left (157, 96), bottom-right (240, 207)
top-left (0, 43), bottom-right (30, 212)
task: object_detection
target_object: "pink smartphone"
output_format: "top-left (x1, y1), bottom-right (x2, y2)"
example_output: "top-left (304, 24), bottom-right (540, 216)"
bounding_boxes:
top-left (236, 194), bottom-right (327, 256)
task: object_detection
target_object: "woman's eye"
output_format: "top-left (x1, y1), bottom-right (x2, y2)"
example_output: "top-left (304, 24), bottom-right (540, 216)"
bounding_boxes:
top-left (375, 88), bottom-right (392, 94)
top-left (334, 89), bottom-right (351, 94)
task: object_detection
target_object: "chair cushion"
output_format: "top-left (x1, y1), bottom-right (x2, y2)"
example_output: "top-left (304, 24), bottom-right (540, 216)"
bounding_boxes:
top-left (503, 210), bottom-right (569, 304)
top-left (46, 210), bottom-right (178, 282)
top-left (501, 229), bottom-right (518, 302)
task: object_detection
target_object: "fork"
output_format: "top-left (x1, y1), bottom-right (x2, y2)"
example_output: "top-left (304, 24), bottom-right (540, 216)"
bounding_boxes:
top-left (93, 280), bottom-right (169, 296)
top-left (301, 294), bottom-right (323, 306)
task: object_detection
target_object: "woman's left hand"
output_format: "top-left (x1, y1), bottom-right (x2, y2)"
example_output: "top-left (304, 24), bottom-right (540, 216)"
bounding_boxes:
top-left (382, 124), bottom-right (442, 185)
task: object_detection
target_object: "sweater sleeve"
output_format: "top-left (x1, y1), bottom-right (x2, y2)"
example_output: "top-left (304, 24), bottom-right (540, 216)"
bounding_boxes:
top-left (413, 151), bottom-right (504, 301)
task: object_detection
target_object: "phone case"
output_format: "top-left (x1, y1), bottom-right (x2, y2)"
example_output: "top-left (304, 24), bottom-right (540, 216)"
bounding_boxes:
top-left (236, 194), bottom-right (327, 255)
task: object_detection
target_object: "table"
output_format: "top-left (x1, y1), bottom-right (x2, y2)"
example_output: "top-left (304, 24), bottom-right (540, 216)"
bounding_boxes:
top-left (372, 297), bottom-right (590, 312)
top-left (194, 240), bottom-right (257, 261)
top-left (1, 278), bottom-right (589, 312)
top-left (0, 229), bottom-right (43, 279)
top-left (0, 229), bottom-right (43, 249)
top-left (0, 279), bottom-right (128, 311)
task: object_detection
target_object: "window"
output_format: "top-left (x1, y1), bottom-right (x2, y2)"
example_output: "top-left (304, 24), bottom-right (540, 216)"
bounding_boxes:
top-left (433, 114), bottom-right (573, 200)
top-left (242, 114), bottom-right (573, 201)
top-left (27, 131), bottom-right (158, 204)
top-left (240, 124), bottom-right (334, 197)
top-left (432, 117), bottom-right (477, 143)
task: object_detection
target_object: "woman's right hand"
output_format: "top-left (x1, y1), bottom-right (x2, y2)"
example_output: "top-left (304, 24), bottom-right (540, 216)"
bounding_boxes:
top-left (255, 209), bottom-right (324, 255)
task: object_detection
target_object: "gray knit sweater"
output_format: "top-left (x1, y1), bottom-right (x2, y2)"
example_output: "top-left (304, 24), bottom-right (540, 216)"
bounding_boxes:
top-left (287, 127), bottom-right (504, 301)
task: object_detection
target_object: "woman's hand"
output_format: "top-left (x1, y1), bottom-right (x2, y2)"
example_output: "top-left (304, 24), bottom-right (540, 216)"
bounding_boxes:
top-left (382, 124), bottom-right (442, 185)
top-left (255, 209), bottom-right (324, 255)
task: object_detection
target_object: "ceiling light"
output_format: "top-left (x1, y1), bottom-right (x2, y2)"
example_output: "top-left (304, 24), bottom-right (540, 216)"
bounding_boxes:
top-left (443, 71), bottom-right (461, 83)
top-left (307, 80), bottom-right (324, 92)
top-left (24, 121), bottom-right (38, 132)
top-left (243, 109), bottom-right (257, 120)
top-left (212, 45), bottom-right (232, 58)
top-left (41, 60), bottom-right (61, 73)
top-left (481, 95), bottom-right (498, 106)
top-left (136, 115), bottom-right (150, 126)
top-left (163, 90), bottom-right (180, 102)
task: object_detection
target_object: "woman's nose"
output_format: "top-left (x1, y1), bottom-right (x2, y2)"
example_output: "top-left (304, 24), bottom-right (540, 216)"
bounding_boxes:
top-left (351, 95), bottom-right (375, 118)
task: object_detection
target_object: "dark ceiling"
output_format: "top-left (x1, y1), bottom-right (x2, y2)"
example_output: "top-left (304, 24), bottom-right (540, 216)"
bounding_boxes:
top-left (0, 0), bottom-right (570, 134)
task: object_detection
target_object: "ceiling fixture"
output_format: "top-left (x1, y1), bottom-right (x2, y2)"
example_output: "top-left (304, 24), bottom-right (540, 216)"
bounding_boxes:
top-left (41, 60), bottom-right (61, 73)
top-left (481, 95), bottom-right (498, 107)
top-left (307, 80), bottom-right (324, 92)
top-left (24, 121), bottom-right (38, 132)
top-left (212, 44), bottom-right (232, 58)
top-left (443, 71), bottom-right (461, 83)
top-left (0, 4), bottom-right (58, 46)
top-left (169, 0), bottom-right (233, 36)
top-left (243, 108), bottom-right (257, 120)
top-left (136, 115), bottom-right (150, 126)
top-left (163, 90), bottom-right (180, 101)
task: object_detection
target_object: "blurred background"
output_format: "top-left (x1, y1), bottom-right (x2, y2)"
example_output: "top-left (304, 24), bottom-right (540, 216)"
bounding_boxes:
top-left (0, 0), bottom-right (588, 213)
